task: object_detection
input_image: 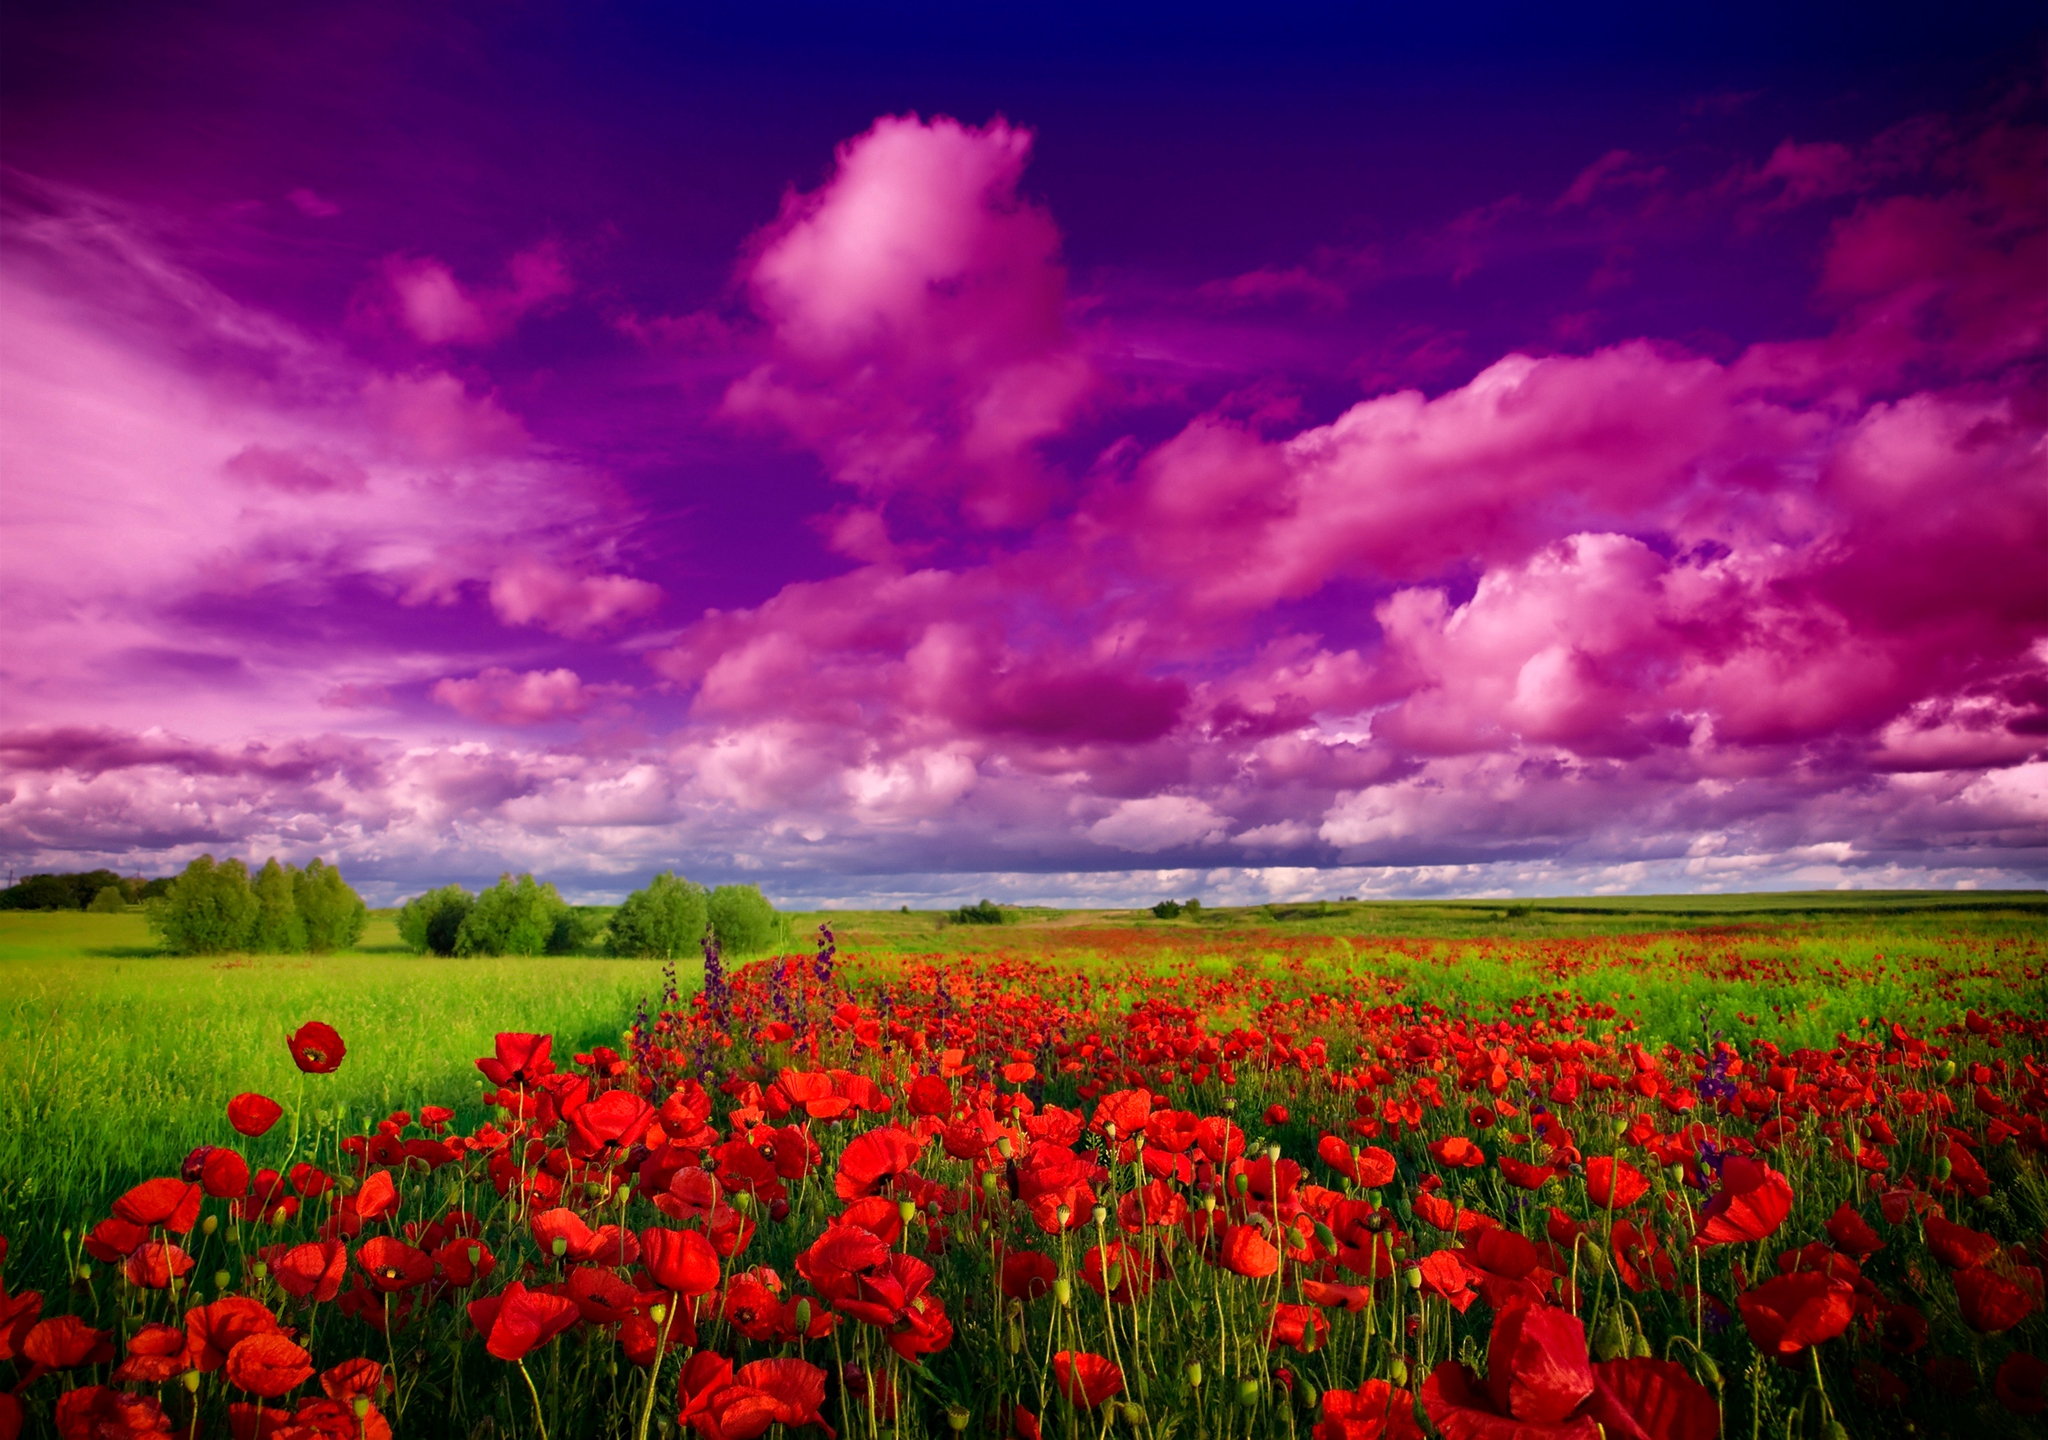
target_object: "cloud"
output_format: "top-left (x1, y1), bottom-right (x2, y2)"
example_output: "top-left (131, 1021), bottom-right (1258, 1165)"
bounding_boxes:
top-left (372, 242), bottom-right (574, 346)
top-left (1087, 796), bottom-right (1228, 852)
top-left (723, 113), bottom-right (1093, 527)
top-left (488, 559), bottom-right (662, 638)
top-left (429, 667), bottom-right (627, 725)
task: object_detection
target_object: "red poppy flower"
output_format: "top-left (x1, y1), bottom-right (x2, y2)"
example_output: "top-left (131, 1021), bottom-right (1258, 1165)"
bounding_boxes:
top-left (320, 1358), bottom-right (388, 1402)
top-left (566, 1266), bottom-right (642, 1326)
top-left (1418, 1249), bottom-right (1478, 1313)
top-left (356, 1237), bottom-right (436, 1293)
top-left (469, 1281), bottom-right (580, 1362)
top-left (113, 1176), bottom-right (204, 1235)
top-left (1301, 1278), bottom-right (1375, 1311)
top-left (53, 1389), bottom-right (172, 1439)
top-left (111, 1323), bottom-right (197, 1385)
top-left (274, 1240), bottom-right (349, 1302)
top-left (1266, 1104), bottom-right (1290, 1126)
top-left (476, 1032), bottom-right (553, 1087)
top-left (1218, 1223), bottom-right (1281, 1278)
top-left (225, 1334), bottom-right (315, 1398)
top-left (676, 1350), bottom-right (737, 1429)
top-left (1499, 1155), bottom-right (1557, 1191)
top-left (287, 1021), bottom-right (346, 1074)
top-left (640, 1226), bottom-right (722, 1297)
top-left (1270, 1302), bottom-right (1331, 1352)
top-left (566, 1090), bottom-right (656, 1163)
top-left (1823, 1203), bottom-right (1882, 1260)
top-left (1082, 1241), bottom-right (1161, 1305)
top-left (198, 1147), bottom-right (251, 1200)
top-left (1995, 1351), bottom-right (2048, 1416)
top-left (834, 1125), bottom-right (925, 1200)
top-left (906, 1075), bottom-right (953, 1117)
top-left (1738, 1272), bottom-right (1854, 1356)
top-left (1924, 1215), bottom-right (2000, 1270)
top-left (1486, 1302), bottom-right (1595, 1424)
top-left (1430, 1136), bottom-right (1486, 1170)
top-left (1955, 1265), bottom-right (2040, 1333)
top-left (1584, 1158), bottom-right (1648, 1209)
top-left (23, 1315), bottom-right (116, 1369)
top-left (1692, 1157), bottom-right (1792, 1247)
top-left (186, 1296), bottom-right (283, 1372)
top-left (1002, 1250), bottom-right (1058, 1301)
top-left (123, 1240), bottom-right (195, 1290)
top-left (434, 1237), bottom-right (496, 1288)
top-left (227, 1092), bottom-right (285, 1137)
top-left (1053, 1350), bottom-right (1124, 1409)
top-left (1587, 1358), bottom-right (1719, 1440)
top-left (732, 1358), bottom-right (829, 1430)
top-left (1317, 1379), bottom-right (1423, 1439)
top-left (834, 1252), bottom-right (954, 1363)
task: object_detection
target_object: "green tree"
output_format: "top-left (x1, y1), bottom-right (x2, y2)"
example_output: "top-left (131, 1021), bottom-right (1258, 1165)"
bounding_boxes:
top-left (146, 855), bottom-right (258, 954)
top-left (948, 898), bottom-right (1009, 925)
top-left (249, 859), bottom-right (308, 952)
top-left (295, 858), bottom-right (368, 953)
top-left (398, 885), bottom-right (474, 956)
top-left (607, 872), bottom-right (709, 959)
top-left (87, 885), bottom-right (127, 914)
top-left (455, 873), bottom-right (567, 956)
top-left (706, 883), bottom-right (780, 955)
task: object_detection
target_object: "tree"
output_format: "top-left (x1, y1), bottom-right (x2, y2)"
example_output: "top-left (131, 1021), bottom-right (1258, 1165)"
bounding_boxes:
top-left (1151, 899), bottom-right (1182, 918)
top-left (249, 859), bottom-right (308, 953)
top-left (949, 898), bottom-right (1009, 925)
top-left (455, 873), bottom-right (568, 956)
top-left (398, 886), bottom-right (474, 956)
top-left (706, 883), bottom-right (780, 955)
top-left (607, 872), bottom-right (709, 959)
top-left (295, 859), bottom-right (368, 953)
top-left (88, 885), bottom-right (127, 914)
top-left (147, 856), bottom-right (258, 954)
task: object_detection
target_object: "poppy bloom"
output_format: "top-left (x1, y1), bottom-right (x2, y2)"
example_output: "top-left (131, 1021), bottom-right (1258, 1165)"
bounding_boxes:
top-left (123, 1241), bottom-right (195, 1290)
top-left (1692, 1157), bottom-right (1792, 1247)
top-left (1317, 1380), bottom-right (1423, 1440)
top-left (1995, 1352), bottom-right (2048, 1416)
top-left (1823, 1203), bottom-right (1883, 1260)
top-left (906, 1075), bottom-right (953, 1117)
top-left (320, 1358), bottom-right (388, 1403)
top-left (186, 1297), bottom-right (284, 1371)
top-left (676, 1350), bottom-right (738, 1430)
top-left (273, 1240), bottom-right (349, 1302)
top-left (732, 1358), bottom-right (830, 1430)
top-left (834, 1125), bottom-right (925, 1200)
top-left (476, 1032), bottom-right (553, 1088)
top-left (1266, 1104), bottom-right (1290, 1125)
top-left (1002, 1250), bottom-right (1058, 1301)
top-left (23, 1315), bottom-right (116, 1369)
top-left (1270, 1302), bottom-right (1331, 1352)
top-left (1924, 1215), bottom-right (2001, 1270)
top-left (1584, 1158), bottom-right (1648, 1209)
top-left (53, 1390), bottom-right (172, 1438)
top-left (1738, 1272), bottom-right (1855, 1356)
top-left (434, 1237), bottom-right (497, 1287)
top-left (1054, 1350), bottom-right (1125, 1408)
top-left (1217, 1223), bottom-right (1281, 1279)
top-left (225, 1334), bottom-right (315, 1398)
top-left (1954, 1265), bottom-right (2040, 1333)
top-left (287, 1021), bottom-right (346, 1074)
top-left (565, 1090), bottom-right (656, 1163)
top-left (640, 1226), bottom-right (722, 1297)
top-left (834, 1253), bottom-right (954, 1363)
top-left (468, 1282), bottom-right (580, 1362)
top-left (356, 1237), bottom-right (436, 1293)
top-left (1423, 1302), bottom-right (1597, 1437)
top-left (227, 1092), bottom-right (285, 1137)
top-left (1587, 1358), bottom-right (1720, 1440)
top-left (113, 1176), bottom-right (203, 1235)
top-left (566, 1266), bottom-right (642, 1326)
top-left (112, 1323), bottom-right (196, 1384)
top-left (1429, 1136), bottom-right (1486, 1170)
top-left (1498, 1155), bottom-right (1557, 1190)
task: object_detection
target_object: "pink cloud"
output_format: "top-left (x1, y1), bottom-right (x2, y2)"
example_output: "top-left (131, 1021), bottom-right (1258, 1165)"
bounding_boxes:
top-left (723, 113), bottom-right (1093, 526)
top-left (1553, 149), bottom-right (1667, 211)
top-left (488, 559), bottom-right (662, 638)
top-left (374, 242), bottom-right (574, 346)
top-left (1198, 265), bottom-right (1348, 312)
top-left (429, 667), bottom-right (626, 725)
top-left (221, 444), bottom-right (366, 494)
top-left (361, 370), bottom-right (527, 460)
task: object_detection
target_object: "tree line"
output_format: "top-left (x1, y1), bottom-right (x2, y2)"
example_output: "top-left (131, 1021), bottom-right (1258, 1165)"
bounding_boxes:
top-left (0, 870), bottom-right (174, 912)
top-left (396, 871), bottom-right (782, 959)
top-left (145, 855), bottom-right (369, 954)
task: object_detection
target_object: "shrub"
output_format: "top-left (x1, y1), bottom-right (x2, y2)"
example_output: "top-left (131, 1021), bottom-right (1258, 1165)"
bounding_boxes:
top-left (295, 858), bottom-right (369, 953)
top-left (608, 872), bottom-right (709, 958)
top-left (146, 856), bottom-right (259, 954)
top-left (455, 873), bottom-right (568, 957)
top-left (1151, 899), bottom-right (1182, 918)
top-left (547, 906), bottom-right (605, 956)
top-left (949, 898), bottom-right (1009, 925)
top-left (249, 859), bottom-right (308, 953)
top-left (87, 885), bottom-right (127, 914)
top-left (707, 883), bottom-right (780, 955)
top-left (398, 885), bottom-right (474, 956)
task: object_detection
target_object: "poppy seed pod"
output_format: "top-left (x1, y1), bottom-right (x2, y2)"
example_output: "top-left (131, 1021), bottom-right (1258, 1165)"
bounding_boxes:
top-left (1387, 1359), bottom-right (1408, 1385)
top-left (1185, 1361), bottom-right (1203, 1388)
top-left (202, 1215), bottom-right (218, 1236)
top-left (353, 1397), bottom-right (371, 1419)
top-left (897, 1198), bottom-right (917, 1224)
top-left (1119, 1402), bottom-right (1146, 1426)
top-left (1092, 1204), bottom-right (1108, 1226)
top-left (550, 1237), bottom-right (568, 1257)
top-left (1236, 1377), bottom-right (1261, 1407)
top-left (214, 1271), bottom-right (231, 1290)
top-left (1054, 1278), bottom-right (1072, 1306)
top-left (182, 1372), bottom-right (200, 1393)
top-left (947, 1403), bottom-right (972, 1431)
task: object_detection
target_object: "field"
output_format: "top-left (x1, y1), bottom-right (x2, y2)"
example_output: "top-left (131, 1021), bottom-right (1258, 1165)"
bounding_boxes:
top-left (1, 892), bottom-right (2044, 1438)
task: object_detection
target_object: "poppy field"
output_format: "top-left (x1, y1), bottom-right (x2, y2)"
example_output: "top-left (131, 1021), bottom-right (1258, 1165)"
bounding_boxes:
top-left (2, 899), bottom-right (2046, 1438)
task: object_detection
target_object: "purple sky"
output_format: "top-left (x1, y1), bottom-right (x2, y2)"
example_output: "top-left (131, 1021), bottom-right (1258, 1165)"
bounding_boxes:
top-left (3, 3), bottom-right (2044, 905)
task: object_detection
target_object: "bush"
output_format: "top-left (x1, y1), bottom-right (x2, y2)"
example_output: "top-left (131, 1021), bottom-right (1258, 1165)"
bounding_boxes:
top-left (707, 883), bottom-right (780, 955)
top-left (547, 907), bottom-right (605, 956)
top-left (398, 886), bottom-right (474, 956)
top-left (455, 873), bottom-right (568, 957)
top-left (1151, 899), bottom-right (1182, 918)
top-left (146, 856), bottom-right (259, 954)
top-left (608, 872), bottom-right (709, 959)
top-left (295, 859), bottom-right (369, 953)
top-left (949, 898), bottom-right (1010, 925)
top-left (87, 885), bottom-right (127, 914)
top-left (249, 859), bottom-right (307, 953)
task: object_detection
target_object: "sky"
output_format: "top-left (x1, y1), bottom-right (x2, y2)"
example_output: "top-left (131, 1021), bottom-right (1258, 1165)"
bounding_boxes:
top-left (1, 1), bottom-right (2044, 906)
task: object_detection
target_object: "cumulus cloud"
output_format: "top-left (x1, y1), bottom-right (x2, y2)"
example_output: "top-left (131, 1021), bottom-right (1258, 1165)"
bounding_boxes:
top-left (488, 560), bottom-right (662, 639)
top-left (371, 242), bottom-right (574, 346)
top-left (429, 668), bottom-right (629, 725)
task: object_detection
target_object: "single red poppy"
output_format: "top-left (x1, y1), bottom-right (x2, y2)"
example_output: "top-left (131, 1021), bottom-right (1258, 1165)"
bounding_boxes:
top-left (434, 1237), bottom-right (497, 1287)
top-left (81, 1216), bottom-right (147, 1264)
top-left (1318, 1379), bottom-right (1423, 1439)
top-left (287, 1021), bottom-right (346, 1075)
top-left (356, 1237), bottom-right (436, 1293)
top-left (1485, 1301), bottom-right (1595, 1423)
top-left (469, 1281), bottom-right (580, 1362)
top-left (732, 1357), bottom-right (829, 1430)
top-left (1823, 1203), bottom-right (1882, 1259)
top-left (185, 1296), bottom-right (283, 1372)
top-left (1269, 1302), bottom-right (1331, 1352)
top-left (227, 1092), bottom-right (285, 1137)
top-left (906, 1075), bottom-right (953, 1117)
top-left (676, 1349), bottom-right (737, 1429)
top-left (273, 1240), bottom-right (348, 1302)
top-left (1693, 1157), bottom-right (1793, 1247)
top-left (1429, 1136), bottom-right (1486, 1170)
top-left (23, 1314), bottom-right (116, 1369)
top-left (111, 1322), bottom-right (196, 1384)
top-left (640, 1226), bottom-right (722, 1297)
top-left (1924, 1215), bottom-right (2001, 1270)
top-left (112, 1176), bottom-right (204, 1235)
top-left (1053, 1350), bottom-right (1124, 1408)
top-left (1738, 1272), bottom-right (1854, 1356)
top-left (1994, 1351), bottom-right (2048, 1416)
top-left (225, 1334), bottom-right (315, 1398)
top-left (476, 1032), bottom-right (553, 1087)
top-left (1584, 1158), bottom-right (1648, 1209)
top-left (1002, 1250), bottom-right (1058, 1301)
top-left (1587, 1357), bottom-right (1719, 1440)
top-left (1499, 1155), bottom-right (1557, 1190)
top-left (1218, 1223), bottom-right (1281, 1279)
top-left (123, 1240), bottom-right (195, 1290)
top-left (320, 1358), bottom-right (387, 1402)
top-left (834, 1125), bottom-right (925, 1200)
top-left (566, 1266), bottom-right (642, 1326)
top-left (53, 1389), bottom-right (171, 1439)
top-left (566, 1090), bottom-right (656, 1163)
top-left (1266, 1104), bottom-right (1291, 1125)
top-left (1954, 1265), bottom-right (2039, 1333)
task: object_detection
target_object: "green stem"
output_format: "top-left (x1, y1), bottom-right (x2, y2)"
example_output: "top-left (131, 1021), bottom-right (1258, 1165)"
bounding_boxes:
top-left (519, 1360), bottom-right (551, 1440)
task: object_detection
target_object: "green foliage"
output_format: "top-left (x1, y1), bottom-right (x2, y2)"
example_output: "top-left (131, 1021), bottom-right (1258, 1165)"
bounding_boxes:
top-left (608, 871), bottom-right (709, 958)
top-left (546, 906), bottom-right (606, 956)
top-left (249, 859), bottom-right (307, 953)
top-left (1151, 898), bottom-right (1183, 918)
top-left (455, 872), bottom-right (568, 957)
top-left (145, 855), bottom-right (259, 954)
top-left (0, 869), bottom-right (130, 910)
top-left (707, 882), bottom-right (780, 954)
top-left (397, 885), bottom-right (474, 956)
top-left (294, 858), bottom-right (368, 953)
top-left (86, 885), bottom-right (126, 914)
top-left (949, 897), bottom-right (1011, 925)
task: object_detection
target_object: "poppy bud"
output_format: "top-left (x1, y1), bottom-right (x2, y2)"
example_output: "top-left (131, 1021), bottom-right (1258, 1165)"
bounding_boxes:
top-left (214, 1271), bottom-right (231, 1291)
top-left (795, 1299), bottom-right (812, 1332)
top-left (1826, 1425), bottom-right (1850, 1440)
top-left (1054, 1278), bottom-right (1072, 1306)
top-left (1403, 1267), bottom-right (1422, 1291)
top-left (1367, 1188), bottom-right (1382, 1208)
top-left (1119, 1403), bottom-right (1147, 1427)
top-left (947, 1404), bottom-right (972, 1432)
top-left (1092, 1204), bottom-right (1109, 1226)
top-left (1298, 1382), bottom-right (1319, 1410)
top-left (982, 1171), bottom-right (999, 1197)
top-left (1106, 1122), bottom-right (1119, 1141)
top-left (1005, 1316), bottom-right (1024, 1354)
top-left (353, 1397), bottom-right (371, 1420)
top-left (1224, 1098), bottom-right (1237, 1114)
top-left (650, 1304), bottom-right (667, 1323)
top-left (998, 1136), bottom-right (1014, 1159)
top-left (1692, 1352), bottom-right (1721, 1389)
top-left (1202, 1192), bottom-right (1217, 1214)
top-left (77, 1264), bottom-right (93, 1282)
top-left (732, 1189), bottom-right (754, 1213)
top-left (769, 1198), bottom-right (790, 1223)
top-left (1056, 1204), bottom-right (1071, 1227)
top-left (1387, 1359), bottom-right (1408, 1386)
top-left (253, 1261), bottom-right (268, 1280)
top-left (202, 1215), bottom-right (218, 1236)
top-left (1936, 1155), bottom-right (1953, 1181)
top-left (1592, 1309), bottom-right (1628, 1362)
top-left (1132, 1134), bottom-right (1146, 1152)
top-left (1234, 1173), bottom-right (1250, 1197)
top-left (468, 1245), bottom-right (482, 1266)
top-left (1937, 1060), bottom-right (1956, 1084)
top-left (1629, 1333), bottom-right (1652, 1359)
top-left (1106, 1264), bottom-right (1124, 1292)
top-left (1185, 1361), bottom-right (1203, 1389)
top-left (551, 1237), bottom-right (568, 1257)
top-left (183, 1371), bottom-right (200, 1393)
top-left (1314, 1222), bottom-right (1338, 1252)
top-left (1236, 1378), bottom-right (1260, 1407)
